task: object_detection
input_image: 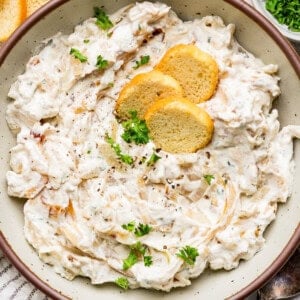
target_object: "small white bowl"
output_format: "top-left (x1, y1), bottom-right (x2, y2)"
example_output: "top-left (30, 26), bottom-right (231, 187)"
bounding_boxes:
top-left (251, 0), bottom-right (300, 42)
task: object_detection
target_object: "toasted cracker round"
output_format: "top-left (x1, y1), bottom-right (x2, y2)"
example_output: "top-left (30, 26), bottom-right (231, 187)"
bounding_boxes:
top-left (0, 0), bottom-right (27, 42)
top-left (145, 96), bottom-right (214, 153)
top-left (115, 70), bottom-right (183, 120)
top-left (155, 44), bottom-right (219, 103)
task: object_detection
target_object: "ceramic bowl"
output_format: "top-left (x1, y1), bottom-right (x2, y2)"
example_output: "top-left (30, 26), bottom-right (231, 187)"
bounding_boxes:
top-left (251, 0), bottom-right (300, 42)
top-left (0, 0), bottom-right (299, 299)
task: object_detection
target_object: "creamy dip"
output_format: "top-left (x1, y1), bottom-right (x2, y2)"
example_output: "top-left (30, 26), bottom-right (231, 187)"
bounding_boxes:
top-left (6, 2), bottom-right (300, 291)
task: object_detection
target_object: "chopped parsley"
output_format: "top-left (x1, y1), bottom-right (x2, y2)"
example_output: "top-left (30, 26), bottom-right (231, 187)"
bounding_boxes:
top-left (130, 241), bottom-right (146, 255)
top-left (70, 48), bottom-right (88, 63)
top-left (203, 174), bottom-right (214, 185)
top-left (265, 0), bottom-right (300, 32)
top-left (123, 251), bottom-right (138, 270)
top-left (122, 222), bottom-right (152, 237)
top-left (121, 111), bottom-right (150, 145)
top-left (105, 134), bottom-right (134, 165)
top-left (115, 277), bottom-right (129, 290)
top-left (176, 246), bottom-right (199, 266)
top-left (133, 55), bottom-right (150, 69)
top-left (123, 242), bottom-right (152, 270)
top-left (96, 55), bottom-right (109, 70)
top-left (143, 255), bottom-right (153, 267)
top-left (147, 152), bottom-right (161, 166)
top-left (134, 223), bottom-right (152, 237)
top-left (94, 7), bottom-right (113, 30)
top-left (122, 221), bottom-right (135, 232)
top-left (83, 39), bottom-right (90, 44)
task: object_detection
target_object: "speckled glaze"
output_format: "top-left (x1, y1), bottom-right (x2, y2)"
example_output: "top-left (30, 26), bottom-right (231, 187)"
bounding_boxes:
top-left (0, 1), bottom-right (299, 300)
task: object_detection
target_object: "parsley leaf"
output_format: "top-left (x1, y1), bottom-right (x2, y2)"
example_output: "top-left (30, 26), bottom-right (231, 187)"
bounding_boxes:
top-left (115, 277), bottom-right (129, 290)
top-left (176, 246), bottom-right (199, 266)
top-left (203, 174), bottom-right (214, 185)
top-left (133, 55), bottom-right (150, 69)
top-left (70, 48), bottom-right (88, 63)
top-left (122, 221), bottom-right (135, 232)
top-left (130, 241), bottom-right (146, 256)
top-left (123, 242), bottom-right (152, 270)
top-left (121, 111), bottom-right (150, 145)
top-left (147, 152), bottom-right (161, 166)
top-left (94, 7), bottom-right (113, 30)
top-left (96, 55), bottom-right (109, 70)
top-left (123, 251), bottom-right (138, 270)
top-left (144, 255), bottom-right (153, 267)
top-left (105, 134), bottom-right (134, 165)
top-left (83, 39), bottom-right (90, 44)
top-left (134, 223), bottom-right (152, 237)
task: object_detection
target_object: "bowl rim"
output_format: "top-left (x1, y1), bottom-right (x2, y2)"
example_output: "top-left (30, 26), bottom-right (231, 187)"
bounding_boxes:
top-left (0, 0), bottom-right (299, 299)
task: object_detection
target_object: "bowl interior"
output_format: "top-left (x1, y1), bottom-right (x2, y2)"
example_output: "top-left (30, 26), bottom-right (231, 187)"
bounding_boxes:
top-left (0, 0), bottom-right (299, 299)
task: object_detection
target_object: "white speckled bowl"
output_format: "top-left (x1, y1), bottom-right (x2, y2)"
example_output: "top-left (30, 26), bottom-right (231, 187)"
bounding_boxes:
top-left (0, 1), bottom-right (299, 299)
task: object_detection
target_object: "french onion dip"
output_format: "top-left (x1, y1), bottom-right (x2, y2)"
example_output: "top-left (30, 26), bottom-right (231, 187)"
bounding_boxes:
top-left (6, 2), bottom-right (300, 291)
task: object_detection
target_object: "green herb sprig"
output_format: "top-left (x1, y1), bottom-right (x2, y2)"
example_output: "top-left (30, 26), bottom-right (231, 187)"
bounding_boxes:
top-left (70, 48), bottom-right (88, 63)
top-left (176, 246), bottom-right (199, 266)
top-left (134, 223), bottom-right (152, 237)
top-left (122, 221), bottom-right (135, 232)
top-left (203, 174), bottom-right (214, 185)
top-left (94, 7), bottom-right (113, 30)
top-left (122, 111), bottom-right (150, 145)
top-left (105, 134), bottom-right (134, 165)
top-left (123, 251), bottom-right (138, 270)
top-left (265, 0), bottom-right (300, 32)
top-left (96, 55), bottom-right (109, 70)
top-left (143, 255), bottom-right (153, 267)
top-left (133, 55), bottom-right (150, 69)
top-left (122, 241), bottom-right (153, 270)
top-left (147, 152), bottom-right (161, 166)
top-left (115, 277), bottom-right (129, 290)
top-left (122, 221), bottom-right (152, 237)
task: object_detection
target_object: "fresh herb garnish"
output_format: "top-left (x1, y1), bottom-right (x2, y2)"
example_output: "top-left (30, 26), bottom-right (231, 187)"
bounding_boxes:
top-left (121, 111), bottom-right (150, 145)
top-left (105, 134), bottom-right (134, 165)
top-left (130, 241), bottom-right (146, 255)
top-left (265, 0), bottom-right (300, 32)
top-left (83, 39), bottom-right (90, 44)
top-left (147, 152), bottom-right (161, 166)
top-left (203, 174), bottom-right (214, 185)
top-left (122, 221), bottom-right (135, 232)
top-left (96, 55), bottom-right (109, 70)
top-left (70, 48), bottom-right (88, 63)
top-left (133, 55), bottom-right (150, 69)
top-left (123, 242), bottom-right (152, 270)
top-left (143, 255), bottom-right (153, 267)
top-left (94, 7), bottom-right (113, 30)
top-left (123, 251), bottom-right (138, 270)
top-left (115, 277), bottom-right (129, 290)
top-left (176, 246), bottom-right (199, 266)
top-left (134, 223), bottom-right (152, 237)
top-left (122, 222), bottom-right (152, 237)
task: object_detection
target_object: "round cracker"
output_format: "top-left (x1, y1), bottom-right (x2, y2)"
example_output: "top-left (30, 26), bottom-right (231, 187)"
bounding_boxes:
top-left (155, 44), bottom-right (219, 103)
top-left (145, 96), bottom-right (214, 153)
